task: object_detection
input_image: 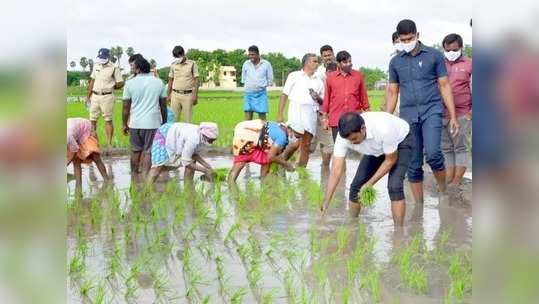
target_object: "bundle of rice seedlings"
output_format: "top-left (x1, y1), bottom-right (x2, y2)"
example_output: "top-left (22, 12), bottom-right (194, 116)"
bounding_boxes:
top-left (359, 185), bottom-right (377, 207)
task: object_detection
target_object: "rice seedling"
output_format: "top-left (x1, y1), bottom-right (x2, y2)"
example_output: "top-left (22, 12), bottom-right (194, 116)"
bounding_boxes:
top-left (230, 286), bottom-right (248, 304)
top-left (152, 270), bottom-right (175, 303)
top-left (79, 278), bottom-right (94, 299)
top-left (283, 269), bottom-right (297, 303)
top-left (213, 167), bottom-right (230, 182)
top-left (106, 243), bottom-right (123, 281)
top-left (92, 281), bottom-right (107, 304)
top-left (342, 284), bottom-right (353, 304)
top-left (312, 261), bottom-right (329, 288)
top-left (224, 223), bottom-right (241, 245)
top-left (261, 288), bottom-right (278, 304)
top-left (337, 227), bottom-right (351, 255)
top-left (445, 252), bottom-right (472, 302)
top-left (68, 253), bottom-right (85, 278)
top-left (391, 235), bottom-right (428, 294)
top-left (359, 185), bottom-right (378, 207)
top-left (361, 267), bottom-right (381, 303)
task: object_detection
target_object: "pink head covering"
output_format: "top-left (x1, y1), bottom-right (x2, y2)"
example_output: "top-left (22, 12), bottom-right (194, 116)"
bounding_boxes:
top-left (199, 122), bottom-right (219, 139)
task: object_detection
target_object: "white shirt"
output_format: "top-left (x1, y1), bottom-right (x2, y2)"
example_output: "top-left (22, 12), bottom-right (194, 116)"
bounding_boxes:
top-left (314, 64), bottom-right (327, 83)
top-left (165, 123), bottom-right (202, 166)
top-left (282, 70), bottom-right (325, 106)
top-left (333, 112), bottom-right (410, 157)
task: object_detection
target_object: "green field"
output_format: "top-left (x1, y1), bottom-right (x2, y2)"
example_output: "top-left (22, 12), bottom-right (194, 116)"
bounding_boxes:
top-left (66, 89), bottom-right (384, 148)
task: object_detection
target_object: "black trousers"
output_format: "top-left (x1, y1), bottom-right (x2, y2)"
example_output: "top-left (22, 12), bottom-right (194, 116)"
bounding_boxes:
top-left (331, 127), bottom-right (338, 142)
top-left (349, 132), bottom-right (414, 202)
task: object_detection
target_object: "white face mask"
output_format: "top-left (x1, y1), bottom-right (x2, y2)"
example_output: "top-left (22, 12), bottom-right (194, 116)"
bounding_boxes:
top-left (444, 50), bottom-right (462, 62)
top-left (394, 42), bottom-right (404, 52)
top-left (401, 39), bottom-right (417, 53)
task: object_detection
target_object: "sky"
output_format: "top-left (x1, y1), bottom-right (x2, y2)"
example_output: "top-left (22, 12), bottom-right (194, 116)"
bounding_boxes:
top-left (67, 0), bottom-right (472, 71)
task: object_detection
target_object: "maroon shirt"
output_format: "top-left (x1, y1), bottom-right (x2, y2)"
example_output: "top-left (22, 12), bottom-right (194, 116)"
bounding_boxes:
top-left (322, 69), bottom-right (369, 127)
top-left (445, 56), bottom-right (472, 117)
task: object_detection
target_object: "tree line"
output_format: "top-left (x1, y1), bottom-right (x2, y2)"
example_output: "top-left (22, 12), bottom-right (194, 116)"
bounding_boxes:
top-left (68, 48), bottom-right (391, 89)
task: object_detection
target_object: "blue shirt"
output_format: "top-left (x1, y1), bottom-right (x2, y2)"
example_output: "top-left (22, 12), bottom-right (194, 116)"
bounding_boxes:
top-left (122, 74), bottom-right (167, 129)
top-left (241, 59), bottom-right (273, 92)
top-left (267, 122), bottom-right (288, 148)
top-left (389, 42), bottom-right (448, 123)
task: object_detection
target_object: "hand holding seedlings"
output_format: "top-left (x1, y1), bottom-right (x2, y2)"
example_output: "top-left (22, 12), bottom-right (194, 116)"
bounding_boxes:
top-left (359, 183), bottom-right (377, 207)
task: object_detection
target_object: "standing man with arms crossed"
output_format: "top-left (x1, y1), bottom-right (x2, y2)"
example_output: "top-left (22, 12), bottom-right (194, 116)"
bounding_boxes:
top-left (321, 50), bottom-right (369, 141)
top-left (386, 19), bottom-right (460, 206)
top-left (241, 45), bottom-right (274, 120)
top-left (123, 57), bottom-right (168, 181)
top-left (167, 45), bottom-right (199, 122)
top-left (86, 48), bottom-right (124, 151)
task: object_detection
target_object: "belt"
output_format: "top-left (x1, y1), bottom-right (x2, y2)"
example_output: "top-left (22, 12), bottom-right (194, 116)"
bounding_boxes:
top-left (173, 89), bottom-right (193, 94)
top-left (92, 91), bottom-right (113, 95)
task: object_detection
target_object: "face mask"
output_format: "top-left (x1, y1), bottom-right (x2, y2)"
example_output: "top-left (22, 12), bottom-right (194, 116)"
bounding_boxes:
top-left (444, 50), bottom-right (461, 61)
top-left (395, 42), bottom-right (404, 52)
top-left (401, 39), bottom-right (417, 53)
top-left (177, 56), bottom-right (184, 63)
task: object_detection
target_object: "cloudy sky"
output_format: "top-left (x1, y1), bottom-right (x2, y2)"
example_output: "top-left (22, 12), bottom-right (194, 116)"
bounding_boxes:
top-left (67, 0), bottom-right (472, 71)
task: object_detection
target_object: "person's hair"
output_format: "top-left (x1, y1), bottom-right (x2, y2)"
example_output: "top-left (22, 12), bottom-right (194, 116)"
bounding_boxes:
top-left (134, 58), bottom-right (151, 73)
top-left (442, 33), bottom-right (463, 48)
top-left (396, 19), bottom-right (417, 35)
top-left (326, 62), bottom-right (337, 72)
top-left (392, 31), bottom-right (399, 43)
top-left (336, 50), bottom-right (351, 63)
top-left (172, 45), bottom-right (185, 58)
top-left (128, 53), bottom-right (144, 64)
top-left (248, 45), bottom-right (259, 54)
top-left (301, 53), bottom-right (317, 66)
top-left (338, 112), bottom-right (365, 138)
top-left (320, 45), bottom-right (333, 54)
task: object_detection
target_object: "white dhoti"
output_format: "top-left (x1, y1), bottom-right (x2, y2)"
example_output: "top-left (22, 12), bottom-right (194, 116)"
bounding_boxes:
top-left (287, 102), bottom-right (318, 136)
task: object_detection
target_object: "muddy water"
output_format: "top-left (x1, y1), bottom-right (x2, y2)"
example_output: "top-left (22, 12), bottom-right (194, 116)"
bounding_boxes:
top-left (67, 154), bottom-right (472, 303)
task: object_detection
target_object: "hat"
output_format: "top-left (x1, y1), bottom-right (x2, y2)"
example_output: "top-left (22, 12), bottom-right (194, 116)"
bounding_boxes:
top-left (199, 122), bottom-right (219, 139)
top-left (286, 121), bottom-right (304, 135)
top-left (97, 48), bottom-right (110, 59)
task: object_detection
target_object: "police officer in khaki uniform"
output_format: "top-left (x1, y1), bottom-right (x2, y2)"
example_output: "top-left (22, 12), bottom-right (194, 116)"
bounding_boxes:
top-left (167, 45), bottom-right (199, 122)
top-left (86, 48), bottom-right (124, 151)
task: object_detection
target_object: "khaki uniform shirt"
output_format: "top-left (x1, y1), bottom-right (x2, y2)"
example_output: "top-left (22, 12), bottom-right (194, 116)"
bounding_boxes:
top-left (168, 59), bottom-right (199, 90)
top-left (90, 62), bottom-right (123, 93)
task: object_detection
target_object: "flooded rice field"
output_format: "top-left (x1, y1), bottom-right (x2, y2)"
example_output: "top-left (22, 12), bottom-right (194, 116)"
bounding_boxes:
top-left (67, 154), bottom-right (472, 303)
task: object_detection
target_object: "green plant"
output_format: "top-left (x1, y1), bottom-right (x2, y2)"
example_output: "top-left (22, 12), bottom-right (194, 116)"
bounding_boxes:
top-left (337, 227), bottom-right (351, 254)
top-left (93, 282), bottom-right (107, 304)
top-left (359, 185), bottom-right (377, 207)
top-left (230, 286), bottom-right (247, 304)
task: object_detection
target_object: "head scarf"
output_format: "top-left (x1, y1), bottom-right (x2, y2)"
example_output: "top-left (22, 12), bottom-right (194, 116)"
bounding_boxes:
top-left (199, 122), bottom-right (219, 139)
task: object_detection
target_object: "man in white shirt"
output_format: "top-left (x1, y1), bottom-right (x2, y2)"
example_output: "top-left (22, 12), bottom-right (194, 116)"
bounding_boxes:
top-left (321, 111), bottom-right (413, 226)
top-left (277, 53), bottom-right (324, 167)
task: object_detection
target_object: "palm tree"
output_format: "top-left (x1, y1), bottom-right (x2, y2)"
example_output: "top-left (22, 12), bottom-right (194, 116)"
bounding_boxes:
top-left (88, 59), bottom-right (94, 73)
top-left (69, 61), bottom-right (76, 69)
top-left (80, 57), bottom-right (88, 72)
top-left (114, 46), bottom-right (123, 68)
top-left (126, 47), bottom-right (135, 58)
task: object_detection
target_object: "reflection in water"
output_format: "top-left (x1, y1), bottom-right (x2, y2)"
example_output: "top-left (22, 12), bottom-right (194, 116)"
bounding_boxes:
top-left (67, 154), bottom-right (472, 303)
